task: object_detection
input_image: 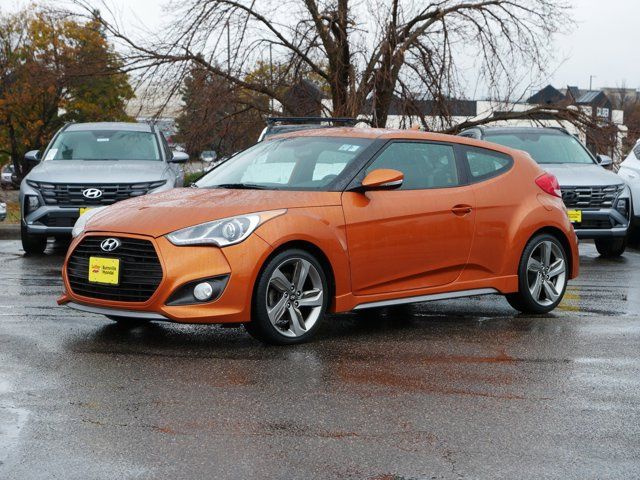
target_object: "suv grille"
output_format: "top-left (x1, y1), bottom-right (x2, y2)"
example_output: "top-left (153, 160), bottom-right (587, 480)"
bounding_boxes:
top-left (27, 181), bottom-right (166, 207)
top-left (561, 184), bottom-right (624, 208)
top-left (67, 236), bottom-right (163, 302)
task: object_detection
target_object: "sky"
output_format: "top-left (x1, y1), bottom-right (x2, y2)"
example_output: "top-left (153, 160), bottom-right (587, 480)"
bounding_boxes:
top-left (1, 0), bottom-right (639, 94)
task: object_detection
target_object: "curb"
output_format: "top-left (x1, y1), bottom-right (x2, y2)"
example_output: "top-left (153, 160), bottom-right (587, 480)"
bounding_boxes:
top-left (0, 224), bottom-right (20, 240)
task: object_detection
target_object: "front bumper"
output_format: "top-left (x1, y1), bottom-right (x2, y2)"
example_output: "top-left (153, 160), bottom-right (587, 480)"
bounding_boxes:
top-left (58, 231), bottom-right (273, 324)
top-left (571, 207), bottom-right (629, 239)
top-left (23, 206), bottom-right (82, 235)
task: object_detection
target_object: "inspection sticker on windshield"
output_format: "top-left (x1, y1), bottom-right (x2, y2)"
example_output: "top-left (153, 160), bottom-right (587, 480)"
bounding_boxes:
top-left (338, 144), bottom-right (360, 152)
top-left (88, 257), bottom-right (120, 285)
top-left (567, 209), bottom-right (582, 223)
top-left (44, 149), bottom-right (57, 160)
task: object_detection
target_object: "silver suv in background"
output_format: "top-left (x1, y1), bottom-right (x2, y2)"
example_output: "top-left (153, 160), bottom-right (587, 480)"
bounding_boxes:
top-left (617, 139), bottom-right (640, 229)
top-left (20, 122), bottom-right (188, 254)
top-left (460, 127), bottom-right (631, 257)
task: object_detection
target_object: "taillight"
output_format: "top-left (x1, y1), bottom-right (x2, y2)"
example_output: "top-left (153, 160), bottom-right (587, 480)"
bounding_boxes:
top-left (535, 172), bottom-right (561, 198)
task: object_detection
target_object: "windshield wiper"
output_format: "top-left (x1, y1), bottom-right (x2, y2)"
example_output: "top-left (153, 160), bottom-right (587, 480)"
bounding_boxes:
top-left (213, 183), bottom-right (268, 190)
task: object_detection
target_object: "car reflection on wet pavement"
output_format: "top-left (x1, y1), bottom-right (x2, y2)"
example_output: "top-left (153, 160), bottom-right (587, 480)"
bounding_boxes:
top-left (0, 239), bottom-right (639, 479)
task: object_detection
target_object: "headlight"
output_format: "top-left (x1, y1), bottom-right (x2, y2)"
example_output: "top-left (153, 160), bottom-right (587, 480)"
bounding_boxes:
top-left (72, 207), bottom-right (107, 238)
top-left (166, 209), bottom-right (286, 247)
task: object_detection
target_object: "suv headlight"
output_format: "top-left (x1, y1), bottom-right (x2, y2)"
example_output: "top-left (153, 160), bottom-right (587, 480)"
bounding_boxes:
top-left (166, 209), bottom-right (286, 247)
top-left (72, 207), bottom-right (107, 238)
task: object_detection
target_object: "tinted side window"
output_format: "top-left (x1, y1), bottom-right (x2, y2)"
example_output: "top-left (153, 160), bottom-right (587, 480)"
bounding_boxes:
top-left (463, 146), bottom-right (512, 182)
top-left (366, 142), bottom-right (459, 190)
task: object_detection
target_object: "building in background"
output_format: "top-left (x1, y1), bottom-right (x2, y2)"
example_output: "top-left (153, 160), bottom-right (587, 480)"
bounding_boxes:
top-left (357, 85), bottom-right (627, 160)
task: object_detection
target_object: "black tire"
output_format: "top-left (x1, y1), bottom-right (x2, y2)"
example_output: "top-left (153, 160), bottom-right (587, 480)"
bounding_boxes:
top-left (594, 237), bottom-right (627, 257)
top-left (506, 233), bottom-right (568, 314)
top-left (21, 224), bottom-right (47, 255)
top-left (244, 248), bottom-right (329, 345)
top-left (629, 223), bottom-right (640, 246)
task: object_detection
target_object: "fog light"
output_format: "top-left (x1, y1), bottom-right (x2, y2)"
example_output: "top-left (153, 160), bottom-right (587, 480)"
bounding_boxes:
top-left (193, 282), bottom-right (214, 301)
top-left (25, 195), bottom-right (40, 214)
top-left (615, 198), bottom-right (629, 218)
top-left (165, 275), bottom-right (229, 306)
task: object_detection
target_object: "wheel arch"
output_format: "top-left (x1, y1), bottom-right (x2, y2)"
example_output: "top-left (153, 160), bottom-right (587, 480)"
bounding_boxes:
top-left (527, 226), bottom-right (575, 278)
top-left (254, 240), bottom-right (337, 312)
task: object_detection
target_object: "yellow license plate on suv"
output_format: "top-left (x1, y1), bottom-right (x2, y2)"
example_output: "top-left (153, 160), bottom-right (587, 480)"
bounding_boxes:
top-left (79, 207), bottom-right (93, 216)
top-left (567, 209), bottom-right (582, 223)
top-left (88, 257), bottom-right (120, 285)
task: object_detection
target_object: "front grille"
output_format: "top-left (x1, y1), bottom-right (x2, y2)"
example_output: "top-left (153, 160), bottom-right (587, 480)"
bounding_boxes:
top-left (67, 236), bottom-right (163, 302)
top-left (561, 184), bottom-right (624, 208)
top-left (27, 181), bottom-right (166, 207)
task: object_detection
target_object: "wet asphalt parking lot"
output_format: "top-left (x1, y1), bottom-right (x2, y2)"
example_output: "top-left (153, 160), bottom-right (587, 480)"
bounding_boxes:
top-left (0, 237), bottom-right (639, 479)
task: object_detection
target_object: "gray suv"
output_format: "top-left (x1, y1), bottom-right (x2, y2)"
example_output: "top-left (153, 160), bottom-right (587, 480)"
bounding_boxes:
top-left (20, 122), bottom-right (188, 254)
top-left (459, 127), bottom-right (631, 257)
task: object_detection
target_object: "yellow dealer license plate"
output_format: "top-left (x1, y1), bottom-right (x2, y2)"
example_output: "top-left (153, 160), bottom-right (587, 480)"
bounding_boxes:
top-left (567, 209), bottom-right (582, 223)
top-left (79, 207), bottom-right (93, 216)
top-left (88, 257), bottom-right (120, 285)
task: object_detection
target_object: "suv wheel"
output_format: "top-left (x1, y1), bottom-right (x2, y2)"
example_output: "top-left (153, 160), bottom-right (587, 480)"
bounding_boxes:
top-left (21, 224), bottom-right (47, 255)
top-left (594, 237), bottom-right (627, 257)
top-left (244, 249), bottom-right (328, 345)
top-left (507, 234), bottom-right (568, 314)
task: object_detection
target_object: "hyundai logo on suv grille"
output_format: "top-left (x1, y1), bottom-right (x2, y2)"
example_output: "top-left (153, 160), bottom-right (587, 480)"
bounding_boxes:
top-left (100, 238), bottom-right (121, 252)
top-left (82, 188), bottom-right (103, 199)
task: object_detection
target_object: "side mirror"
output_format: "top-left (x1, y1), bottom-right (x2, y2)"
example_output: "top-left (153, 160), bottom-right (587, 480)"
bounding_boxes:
top-left (24, 150), bottom-right (41, 163)
top-left (170, 151), bottom-right (189, 163)
top-left (597, 154), bottom-right (613, 169)
top-left (360, 168), bottom-right (404, 191)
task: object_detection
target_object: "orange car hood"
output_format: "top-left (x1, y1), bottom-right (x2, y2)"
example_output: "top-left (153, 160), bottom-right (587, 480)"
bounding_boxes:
top-left (87, 188), bottom-right (342, 237)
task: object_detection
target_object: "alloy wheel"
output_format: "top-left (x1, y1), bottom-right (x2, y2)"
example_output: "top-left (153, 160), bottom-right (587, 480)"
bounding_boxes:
top-left (526, 240), bottom-right (566, 307)
top-left (266, 257), bottom-right (324, 338)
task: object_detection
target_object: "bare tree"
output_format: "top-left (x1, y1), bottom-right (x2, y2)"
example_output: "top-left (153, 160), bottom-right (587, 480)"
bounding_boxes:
top-left (71, 0), bottom-right (574, 129)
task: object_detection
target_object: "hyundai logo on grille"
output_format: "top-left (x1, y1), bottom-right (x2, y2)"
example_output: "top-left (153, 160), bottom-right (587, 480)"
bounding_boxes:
top-left (100, 238), bottom-right (121, 252)
top-left (82, 188), bottom-right (103, 199)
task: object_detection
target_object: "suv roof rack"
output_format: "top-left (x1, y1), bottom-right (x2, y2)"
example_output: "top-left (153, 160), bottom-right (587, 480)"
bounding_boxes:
top-left (265, 117), bottom-right (357, 126)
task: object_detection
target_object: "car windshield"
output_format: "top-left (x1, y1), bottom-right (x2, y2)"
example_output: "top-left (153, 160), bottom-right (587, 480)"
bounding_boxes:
top-left (195, 136), bottom-right (372, 190)
top-left (45, 130), bottom-right (161, 161)
top-left (483, 132), bottom-right (595, 165)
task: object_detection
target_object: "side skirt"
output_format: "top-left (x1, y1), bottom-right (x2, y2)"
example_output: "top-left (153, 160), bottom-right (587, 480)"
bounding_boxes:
top-left (352, 288), bottom-right (499, 310)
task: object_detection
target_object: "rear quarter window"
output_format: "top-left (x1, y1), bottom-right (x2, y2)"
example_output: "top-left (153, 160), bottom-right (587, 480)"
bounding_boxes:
top-left (463, 146), bottom-right (513, 182)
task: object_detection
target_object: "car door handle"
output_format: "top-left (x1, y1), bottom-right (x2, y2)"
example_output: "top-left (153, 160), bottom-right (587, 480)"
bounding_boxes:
top-left (451, 204), bottom-right (473, 216)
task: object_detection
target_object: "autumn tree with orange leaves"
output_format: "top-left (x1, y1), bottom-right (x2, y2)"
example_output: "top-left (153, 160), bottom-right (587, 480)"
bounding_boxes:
top-left (0, 8), bottom-right (133, 177)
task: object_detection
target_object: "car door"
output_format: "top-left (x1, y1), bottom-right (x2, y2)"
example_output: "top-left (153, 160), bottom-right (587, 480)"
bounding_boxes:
top-left (341, 141), bottom-right (476, 296)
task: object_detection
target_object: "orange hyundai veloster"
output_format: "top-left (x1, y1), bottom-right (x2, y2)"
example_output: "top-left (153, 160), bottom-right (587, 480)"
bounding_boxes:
top-left (58, 128), bottom-right (579, 344)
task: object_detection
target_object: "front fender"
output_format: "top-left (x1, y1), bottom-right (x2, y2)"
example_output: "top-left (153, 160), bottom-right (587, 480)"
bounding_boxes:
top-left (254, 206), bottom-right (351, 301)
